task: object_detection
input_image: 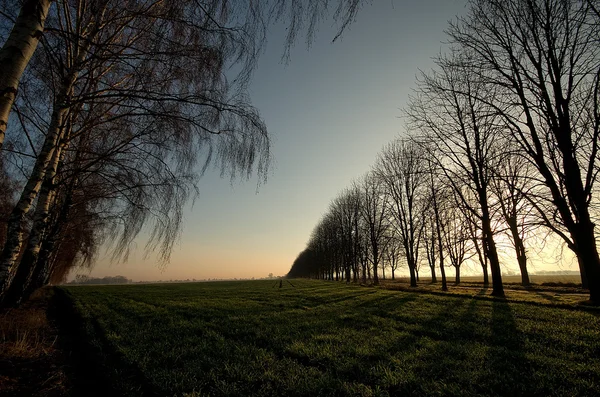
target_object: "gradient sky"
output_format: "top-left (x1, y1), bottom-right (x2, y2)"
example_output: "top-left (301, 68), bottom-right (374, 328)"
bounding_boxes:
top-left (79, 0), bottom-right (578, 282)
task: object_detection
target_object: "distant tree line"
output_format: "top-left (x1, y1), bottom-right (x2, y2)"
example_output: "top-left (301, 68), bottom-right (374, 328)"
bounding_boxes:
top-left (0, 0), bottom-right (368, 307)
top-left (289, 0), bottom-right (600, 304)
top-left (69, 274), bottom-right (130, 285)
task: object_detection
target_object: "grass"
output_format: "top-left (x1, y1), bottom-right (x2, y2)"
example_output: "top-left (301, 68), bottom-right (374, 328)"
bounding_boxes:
top-left (378, 279), bottom-right (591, 307)
top-left (412, 274), bottom-right (584, 285)
top-left (57, 280), bottom-right (600, 397)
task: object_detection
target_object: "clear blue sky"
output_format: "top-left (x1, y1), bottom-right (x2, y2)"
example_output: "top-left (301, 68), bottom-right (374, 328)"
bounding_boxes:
top-left (81, 0), bottom-right (573, 281)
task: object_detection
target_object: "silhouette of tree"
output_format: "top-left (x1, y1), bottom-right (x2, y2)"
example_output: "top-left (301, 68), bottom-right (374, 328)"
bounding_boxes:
top-left (444, 192), bottom-right (476, 285)
top-left (374, 139), bottom-right (427, 287)
top-left (359, 173), bottom-right (389, 285)
top-left (448, 0), bottom-right (600, 302)
top-left (0, 0), bottom-right (370, 305)
top-left (408, 51), bottom-right (505, 297)
top-left (490, 146), bottom-right (537, 286)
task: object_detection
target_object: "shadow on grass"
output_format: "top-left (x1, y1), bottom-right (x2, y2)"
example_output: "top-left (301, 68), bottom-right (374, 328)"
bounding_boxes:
top-left (50, 288), bottom-right (160, 397)
top-left (481, 300), bottom-right (535, 396)
top-left (522, 285), bottom-right (563, 303)
top-left (370, 297), bottom-right (483, 395)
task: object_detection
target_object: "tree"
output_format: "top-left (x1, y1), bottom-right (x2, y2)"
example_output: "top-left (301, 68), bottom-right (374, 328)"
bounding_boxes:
top-left (444, 193), bottom-right (475, 284)
top-left (408, 51), bottom-right (506, 297)
top-left (375, 139), bottom-right (427, 287)
top-left (0, 0), bottom-right (374, 305)
top-left (490, 147), bottom-right (537, 285)
top-left (383, 230), bottom-right (403, 281)
top-left (0, 0), bottom-right (273, 303)
top-left (359, 173), bottom-right (390, 285)
top-left (448, 0), bottom-right (600, 302)
top-left (0, 0), bottom-right (52, 150)
top-left (423, 150), bottom-right (449, 291)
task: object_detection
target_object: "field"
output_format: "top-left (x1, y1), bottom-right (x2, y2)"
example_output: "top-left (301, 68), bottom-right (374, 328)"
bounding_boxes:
top-left (402, 274), bottom-right (583, 285)
top-left (51, 280), bottom-right (600, 396)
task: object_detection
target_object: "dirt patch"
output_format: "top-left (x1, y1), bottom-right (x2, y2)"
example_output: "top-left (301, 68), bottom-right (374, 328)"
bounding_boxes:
top-left (0, 288), bottom-right (70, 397)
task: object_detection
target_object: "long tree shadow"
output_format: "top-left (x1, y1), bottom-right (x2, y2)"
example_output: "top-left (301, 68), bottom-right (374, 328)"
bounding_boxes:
top-left (379, 297), bottom-right (542, 396)
top-left (381, 297), bottom-right (484, 396)
top-left (480, 300), bottom-right (536, 396)
top-left (50, 288), bottom-right (160, 397)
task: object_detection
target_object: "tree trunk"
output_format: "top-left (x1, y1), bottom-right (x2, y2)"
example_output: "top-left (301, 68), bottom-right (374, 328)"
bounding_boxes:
top-left (1, 145), bottom-right (61, 306)
top-left (373, 262), bottom-right (379, 285)
top-left (440, 260), bottom-right (447, 291)
top-left (482, 262), bottom-right (489, 286)
top-left (473, 236), bottom-right (489, 286)
top-left (0, 0), bottom-right (53, 149)
top-left (0, 103), bottom-right (69, 293)
top-left (345, 263), bottom-right (351, 283)
top-left (435, 208), bottom-right (446, 291)
top-left (455, 266), bottom-right (460, 285)
top-left (506, 217), bottom-right (529, 286)
top-left (408, 264), bottom-right (417, 287)
top-left (516, 246), bottom-right (530, 286)
top-left (22, 183), bottom-right (73, 302)
top-left (573, 219), bottom-right (600, 302)
top-left (483, 223), bottom-right (504, 297)
top-left (430, 264), bottom-right (437, 283)
top-left (391, 268), bottom-right (395, 280)
top-left (481, 198), bottom-right (504, 297)
top-left (361, 261), bottom-right (366, 283)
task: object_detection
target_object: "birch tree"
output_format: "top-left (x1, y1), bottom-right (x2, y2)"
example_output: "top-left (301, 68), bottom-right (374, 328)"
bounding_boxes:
top-left (0, 0), bottom-right (52, 150)
top-left (0, 0), bottom-right (378, 304)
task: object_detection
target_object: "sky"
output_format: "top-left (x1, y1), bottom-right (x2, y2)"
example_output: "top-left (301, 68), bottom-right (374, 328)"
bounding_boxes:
top-left (78, 0), bottom-right (577, 282)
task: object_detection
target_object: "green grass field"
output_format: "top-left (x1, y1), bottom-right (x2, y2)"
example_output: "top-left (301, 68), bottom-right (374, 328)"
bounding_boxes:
top-left (57, 280), bottom-right (600, 396)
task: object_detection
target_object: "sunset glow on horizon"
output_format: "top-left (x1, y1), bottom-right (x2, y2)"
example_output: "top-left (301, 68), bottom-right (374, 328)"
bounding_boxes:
top-left (73, 0), bottom-right (581, 283)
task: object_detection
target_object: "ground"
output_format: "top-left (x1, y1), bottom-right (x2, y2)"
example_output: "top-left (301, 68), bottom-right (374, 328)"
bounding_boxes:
top-left (0, 288), bottom-right (70, 396)
top-left (1, 277), bottom-right (599, 396)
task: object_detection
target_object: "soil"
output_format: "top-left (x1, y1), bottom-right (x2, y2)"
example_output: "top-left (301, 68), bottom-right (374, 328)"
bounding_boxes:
top-left (0, 288), bottom-right (71, 396)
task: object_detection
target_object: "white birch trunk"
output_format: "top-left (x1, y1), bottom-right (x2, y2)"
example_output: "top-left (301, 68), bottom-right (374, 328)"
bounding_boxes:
top-left (0, 0), bottom-right (53, 149)
top-left (24, 143), bottom-right (63, 266)
top-left (0, 76), bottom-right (75, 292)
top-left (1, 143), bottom-right (63, 304)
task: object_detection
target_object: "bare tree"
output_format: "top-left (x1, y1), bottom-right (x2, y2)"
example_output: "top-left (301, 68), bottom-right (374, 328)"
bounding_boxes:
top-left (448, 0), bottom-right (600, 301)
top-left (1, 0), bottom-right (272, 301)
top-left (328, 186), bottom-right (362, 282)
top-left (444, 199), bottom-right (474, 285)
top-left (490, 147), bottom-right (538, 286)
top-left (359, 173), bottom-right (389, 285)
top-left (383, 230), bottom-right (403, 281)
top-left (375, 139), bottom-right (427, 287)
top-left (408, 51), bottom-right (506, 297)
top-left (423, 149), bottom-right (449, 291)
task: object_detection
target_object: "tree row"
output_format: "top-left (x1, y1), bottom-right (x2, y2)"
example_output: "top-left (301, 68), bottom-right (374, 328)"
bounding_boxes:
top-left (289, 0), bottom-right (600, 303)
